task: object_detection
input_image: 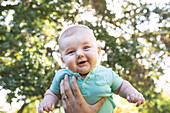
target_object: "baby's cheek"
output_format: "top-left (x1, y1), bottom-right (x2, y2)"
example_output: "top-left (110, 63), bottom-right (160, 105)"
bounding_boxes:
top-left (67, 64), bottom-right (76, 71)
top-left (65, 57), bottom-right (75, 66)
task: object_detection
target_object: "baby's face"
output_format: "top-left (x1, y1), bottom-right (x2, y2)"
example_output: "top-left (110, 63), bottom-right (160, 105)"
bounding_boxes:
top-left (59, 29), bottom-right (100, 75)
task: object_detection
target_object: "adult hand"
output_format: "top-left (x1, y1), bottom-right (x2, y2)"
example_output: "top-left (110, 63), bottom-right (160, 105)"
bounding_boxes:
top-left (60, 74), bottom-right (106, 113)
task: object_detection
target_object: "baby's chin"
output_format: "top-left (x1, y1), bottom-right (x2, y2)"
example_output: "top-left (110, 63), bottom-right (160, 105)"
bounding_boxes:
top-left (67, 67), bottom-right (85, 73)
top-left (74, 71), bottom-right (89, 75)
top-left (79, 72), bottom-right (89, 76)
top-left (68, 65), bottom-right (95, 75)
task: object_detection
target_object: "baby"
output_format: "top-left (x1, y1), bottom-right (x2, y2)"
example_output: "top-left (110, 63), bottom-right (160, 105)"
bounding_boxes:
top-left (38, 25), bottom-right (145, 113)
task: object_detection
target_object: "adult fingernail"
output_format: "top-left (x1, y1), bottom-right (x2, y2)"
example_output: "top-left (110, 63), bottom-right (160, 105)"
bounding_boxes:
top-left (64, 75), bottom-right (67, 79)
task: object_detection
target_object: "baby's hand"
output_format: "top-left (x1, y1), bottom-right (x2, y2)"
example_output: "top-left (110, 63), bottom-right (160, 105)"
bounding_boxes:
top-left (126, 92), bottom-right (145, 107)
top-left (38, 96), bottom-right (55, 113)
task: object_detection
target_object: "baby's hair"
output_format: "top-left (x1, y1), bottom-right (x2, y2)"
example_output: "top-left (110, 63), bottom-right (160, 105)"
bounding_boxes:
top-left (58, 24), bottom-right (94, 44)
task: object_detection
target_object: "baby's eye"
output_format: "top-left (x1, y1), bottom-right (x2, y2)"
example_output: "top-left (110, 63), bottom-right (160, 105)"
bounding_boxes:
top-left (84, 46), bottom-right (89, 49)
top-left (68, 50), bottom-right (74, 54)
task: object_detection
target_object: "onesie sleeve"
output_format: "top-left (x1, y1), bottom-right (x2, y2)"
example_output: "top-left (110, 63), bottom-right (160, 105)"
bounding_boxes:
top-left (50, 70), bottom-right (64, 94)
top-left (110, 71), bottom-right (123, 91)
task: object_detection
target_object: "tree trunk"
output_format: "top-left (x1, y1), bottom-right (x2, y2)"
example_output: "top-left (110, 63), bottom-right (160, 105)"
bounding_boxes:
top-left (17, 103), bottom-right (29, 113)
top-left (17, 98), bottom-right (41, 113)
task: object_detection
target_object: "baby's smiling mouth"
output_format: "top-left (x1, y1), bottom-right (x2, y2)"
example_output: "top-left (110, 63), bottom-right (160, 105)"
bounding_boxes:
top-left (78, 61), bottom-right (87, 65)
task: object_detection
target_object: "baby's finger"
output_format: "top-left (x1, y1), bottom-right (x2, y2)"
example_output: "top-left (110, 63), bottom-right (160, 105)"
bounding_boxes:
top-left (127, 96), bottom-right (131, 102)
top-left (141, 96), bottom-right (145, 104)
top-left (136, 97), bottom-right (142, 107)
top-left (38, 105), bottom-right (44, 113)
top-left (47, 102), bottom-right (54, 111)
top-left (129, 93), bottom-right (135, 102)
top-left (47, 103), bottom-right (51, 110)
top-left (44, 103), bottom-right (50, 112)
top-left (51, 103), bottom-right (55, 111)
top-left (133, 94), bottom-right (139, 103)
top-left (136, 94), bottom-right (145, 107)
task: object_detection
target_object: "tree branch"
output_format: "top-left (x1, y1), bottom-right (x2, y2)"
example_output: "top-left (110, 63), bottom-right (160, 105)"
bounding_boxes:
top-left (17, 97), bottom-right (41, 113)
top-left (0, 5), bottom-right (17, 11)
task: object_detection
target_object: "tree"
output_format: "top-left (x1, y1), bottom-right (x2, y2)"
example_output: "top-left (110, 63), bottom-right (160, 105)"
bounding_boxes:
top-left (0, 0), bottom-right (78, 112)
top-left (82, 0), bottom-right (169, 112)
top-left (0, 0), bottom-right (169, 112)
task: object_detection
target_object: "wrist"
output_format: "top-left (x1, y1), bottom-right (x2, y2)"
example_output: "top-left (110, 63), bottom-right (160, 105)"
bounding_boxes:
top-left (124, 86), bottom-right (138, 96)
top-left (44, 89), bottom-right (59, 104)
top-left (118, 80), bottom-right (138, 98)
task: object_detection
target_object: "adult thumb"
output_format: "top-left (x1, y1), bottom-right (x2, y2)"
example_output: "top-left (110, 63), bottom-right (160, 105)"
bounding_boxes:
top-left (92, 97), bottom-right (106, 112)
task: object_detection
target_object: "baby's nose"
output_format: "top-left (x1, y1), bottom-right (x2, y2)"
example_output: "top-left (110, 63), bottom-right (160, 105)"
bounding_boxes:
top-left (76, 50), bottom-right (84, 58)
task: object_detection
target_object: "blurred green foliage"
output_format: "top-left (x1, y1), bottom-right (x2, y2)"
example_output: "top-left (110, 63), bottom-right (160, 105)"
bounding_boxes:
top-left (141, 95), bottom-right (170, 113)
top-left (0, 0), bottom-right (169, 112)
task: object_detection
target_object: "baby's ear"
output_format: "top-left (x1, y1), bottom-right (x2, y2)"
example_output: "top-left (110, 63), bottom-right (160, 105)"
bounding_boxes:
top-left (98, 46), bottom-right (101, 54)
top-left (60, 57), bottom-right (64, 63)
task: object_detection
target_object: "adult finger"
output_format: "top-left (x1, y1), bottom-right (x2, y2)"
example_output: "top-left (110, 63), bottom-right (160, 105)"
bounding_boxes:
top-left (61, 79), bottom-right (71, 106)
top-left (60, 79), bottom-right (70, 113)
top-left (60, 80), bottom-right (66, 99)
top-left (92, 97), bottom-right (106, 112)
top-left (62, 95), bottom-right (73, 113)
top-left (62, 99), bottom-right (67, 112)
top-left (63, 75), bottom-right (75, 101)
top-left (71, 76), bottom-right (84, 100)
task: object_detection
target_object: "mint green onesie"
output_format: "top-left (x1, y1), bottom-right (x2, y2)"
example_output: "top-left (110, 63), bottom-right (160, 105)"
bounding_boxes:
top-left (50, 65), bottom-right (123, 113)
